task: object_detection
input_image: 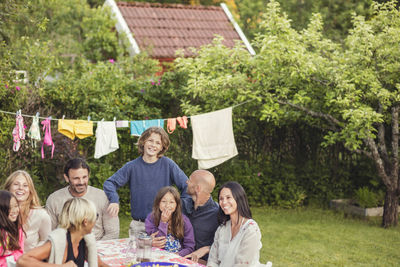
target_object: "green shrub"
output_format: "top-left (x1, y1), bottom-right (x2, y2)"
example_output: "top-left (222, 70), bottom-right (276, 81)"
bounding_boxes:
top-left (354, 187), bottom-right (384, 208)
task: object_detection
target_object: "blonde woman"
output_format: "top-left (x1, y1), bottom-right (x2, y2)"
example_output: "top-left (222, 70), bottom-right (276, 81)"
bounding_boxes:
top-left (3, 170), bottom-right (51, 251)
top-left (17, 197), bottom-right (109, 267)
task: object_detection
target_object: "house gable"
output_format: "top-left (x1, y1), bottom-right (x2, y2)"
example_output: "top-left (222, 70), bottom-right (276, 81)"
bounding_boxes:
top-left (105, 0), bottom-right (254, 60)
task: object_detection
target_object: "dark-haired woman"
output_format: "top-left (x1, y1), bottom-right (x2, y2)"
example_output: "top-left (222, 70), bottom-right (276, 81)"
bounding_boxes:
top-left (207, 182), bottom-right (262, 267)
top-left (0, 190), bottom-right (24, 265)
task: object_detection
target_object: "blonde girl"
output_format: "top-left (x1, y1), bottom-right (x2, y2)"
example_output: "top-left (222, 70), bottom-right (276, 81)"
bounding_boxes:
top-left (4, 170), bottom-right (51, 251)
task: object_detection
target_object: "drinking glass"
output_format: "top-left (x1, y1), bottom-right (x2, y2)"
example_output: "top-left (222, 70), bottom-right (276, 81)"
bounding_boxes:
top-left (136, 232), bottom-right (152, 263)
top-left (127, 226), bottom-right (138, 264)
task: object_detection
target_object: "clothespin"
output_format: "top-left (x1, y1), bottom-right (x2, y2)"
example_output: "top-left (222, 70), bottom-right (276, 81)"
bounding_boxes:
top-left (101, 118), bottom-right (104, 122)
top-left (62, 115), bottom-right (65, 120)
top-left (87, 115), bottom-right (91, 122)
top-left (113, 117), bottom-right (116, 121)
top-left (36, 112), bottom-right (40, 117)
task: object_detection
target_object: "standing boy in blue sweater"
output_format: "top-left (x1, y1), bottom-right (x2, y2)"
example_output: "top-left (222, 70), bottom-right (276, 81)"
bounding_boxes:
top-left (103, 126), bottom-right (189, 233)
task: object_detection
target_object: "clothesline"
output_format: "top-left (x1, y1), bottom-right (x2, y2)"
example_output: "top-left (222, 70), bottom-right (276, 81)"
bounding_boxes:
top-left (0, 98), bottom-right (255, 122)
top-left (5, 100), bottom-right (251, 165)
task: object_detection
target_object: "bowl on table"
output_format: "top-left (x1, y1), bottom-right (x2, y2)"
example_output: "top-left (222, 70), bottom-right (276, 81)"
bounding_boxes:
top-left (131, 262), bottom-right (187, 267)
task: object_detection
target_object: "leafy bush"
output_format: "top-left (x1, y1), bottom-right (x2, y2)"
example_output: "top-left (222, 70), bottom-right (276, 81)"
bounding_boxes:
top-left (354, 187), bottom-right (384, 208)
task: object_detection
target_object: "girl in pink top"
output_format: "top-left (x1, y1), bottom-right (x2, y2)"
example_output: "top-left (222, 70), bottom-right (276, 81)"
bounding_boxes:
top-left (0, 190), bottom-right (24, 265)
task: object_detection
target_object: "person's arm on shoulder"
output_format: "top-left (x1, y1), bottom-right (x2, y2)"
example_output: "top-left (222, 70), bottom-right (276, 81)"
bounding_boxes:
top-left (16, 241), bottom-right (74, 267)
top-left (45, 196), bottom-right (58, 231)
top-left (233, 221), bottom-right (262, 266)
top-left (180, 197), bottom-right (190, 216)
top-left (207, 226), bottom-right (221, 267)
top-left (178, 215), bottom-right (195, 257)
top-left (103, 164), bottom-right (131, 216)
top-left (37, 209), bottom-right (52, 245)
top-left (169, 160), bottom-right (189, 198)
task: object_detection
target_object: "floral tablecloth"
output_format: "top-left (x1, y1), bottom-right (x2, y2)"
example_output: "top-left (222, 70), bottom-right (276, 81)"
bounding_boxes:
top-left (97, 238), bottom-right (205, 267)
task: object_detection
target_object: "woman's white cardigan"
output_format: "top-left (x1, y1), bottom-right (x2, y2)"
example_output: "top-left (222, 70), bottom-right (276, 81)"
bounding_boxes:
top-left (207, 219), bottom-right (263, 267)
top-left (47, 228), bottom-right (98, 267)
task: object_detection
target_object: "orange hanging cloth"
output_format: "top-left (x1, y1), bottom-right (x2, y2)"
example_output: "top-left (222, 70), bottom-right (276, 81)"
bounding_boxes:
top-left (167, 118), bottom-right (176, 134)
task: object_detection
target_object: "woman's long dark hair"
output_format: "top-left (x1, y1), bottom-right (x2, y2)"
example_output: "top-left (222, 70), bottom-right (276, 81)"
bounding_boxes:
top-left (0, 190), bottom-right (23, 255)
top-left (152, 186), bottom-right (185, 239)
top-left (217, 182), bottom-right (252, 225)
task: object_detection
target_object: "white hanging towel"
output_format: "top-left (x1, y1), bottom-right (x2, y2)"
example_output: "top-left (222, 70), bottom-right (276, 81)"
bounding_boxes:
top-left (28, 114), bottom-right (41, 148)
top-left (94, 121), bottom-right (119, 159)
top-left (115, 120), bottom-right (129, 128)
top-left (191, 107), bottom-right (238, 169)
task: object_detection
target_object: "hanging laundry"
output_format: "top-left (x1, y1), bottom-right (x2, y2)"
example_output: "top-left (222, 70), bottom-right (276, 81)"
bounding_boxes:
top-left (27, 113), bottom-right (41, 148)
top-left (115, 120), bottom-right (129, 128)
top-left (191, 107), bottom-right (238, 169)
top-left (130, 119), bottom-right (164, 136)
top-left (58, 119), bottom-right (93, 140)
top-left (41, 118), bottom-right (54, 159)
top-left (12, 111), bottom-right (26, 152)
top-left (167, 118), bottom-right (176, 134)
top-left (94, 121), bottom-right (119, 159)
top-left (176, 116), bottom-right (188, 129)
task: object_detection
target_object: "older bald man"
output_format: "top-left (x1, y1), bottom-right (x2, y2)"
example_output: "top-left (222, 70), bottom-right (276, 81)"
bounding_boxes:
top-left (181, 170), bottom-right (219, 264)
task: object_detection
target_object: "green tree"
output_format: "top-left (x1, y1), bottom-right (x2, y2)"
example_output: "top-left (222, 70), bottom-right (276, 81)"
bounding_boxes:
top-left (175, 0), bottom-right (400, 227)
top-left (251, 0), bottom-right (400, 227)
top-left (235, 0), bottom-right (375, 42)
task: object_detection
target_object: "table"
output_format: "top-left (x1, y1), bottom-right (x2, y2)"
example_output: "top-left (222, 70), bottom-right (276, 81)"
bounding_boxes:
top-left (97, 238), bottom-right (206, 267)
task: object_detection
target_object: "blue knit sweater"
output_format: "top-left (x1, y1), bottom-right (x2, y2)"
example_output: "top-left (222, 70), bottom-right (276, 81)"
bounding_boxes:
top-left (103, 156), bottom-right (189, 220)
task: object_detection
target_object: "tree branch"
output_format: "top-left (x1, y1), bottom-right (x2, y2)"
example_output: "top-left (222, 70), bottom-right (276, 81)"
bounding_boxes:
top-left (352, 148), bottom-right (372, 159)
top-left (310, 76), bottom-right (331, 86)
top-left (377, 104), bottom-right (389, 164)
top-left (365, 137), bottom-right (391, 188)
top-left (276, 99), bottom-right (342, 130)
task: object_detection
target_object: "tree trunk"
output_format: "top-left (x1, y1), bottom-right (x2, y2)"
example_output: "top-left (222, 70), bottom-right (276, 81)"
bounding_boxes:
top-left (382, 189), bottom-right (399, 228)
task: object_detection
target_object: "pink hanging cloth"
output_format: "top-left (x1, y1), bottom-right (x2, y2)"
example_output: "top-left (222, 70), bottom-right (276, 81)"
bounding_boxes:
top-left (12, 110), bottom-right (26, 152)
top-left (41, 117), bottom-right (55, 159)
top-left (176, 116), bottom-right (188, 129)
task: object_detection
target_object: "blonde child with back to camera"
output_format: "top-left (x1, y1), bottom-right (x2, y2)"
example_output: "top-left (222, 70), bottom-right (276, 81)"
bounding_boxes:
top-left (16, 197), bottom-right (109, 267)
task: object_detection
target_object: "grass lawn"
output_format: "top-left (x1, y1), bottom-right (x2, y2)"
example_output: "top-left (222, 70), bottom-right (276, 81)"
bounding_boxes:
top-left (119, 207), bottom-right (400, 266)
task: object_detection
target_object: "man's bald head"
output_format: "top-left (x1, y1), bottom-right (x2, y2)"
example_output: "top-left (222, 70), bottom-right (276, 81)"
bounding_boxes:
top-left (190, 169), bottom-right (216, 194)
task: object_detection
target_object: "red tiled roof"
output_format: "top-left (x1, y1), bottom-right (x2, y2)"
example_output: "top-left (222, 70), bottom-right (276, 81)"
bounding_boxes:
top-left (116, 1), bottom-right (242, 58)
